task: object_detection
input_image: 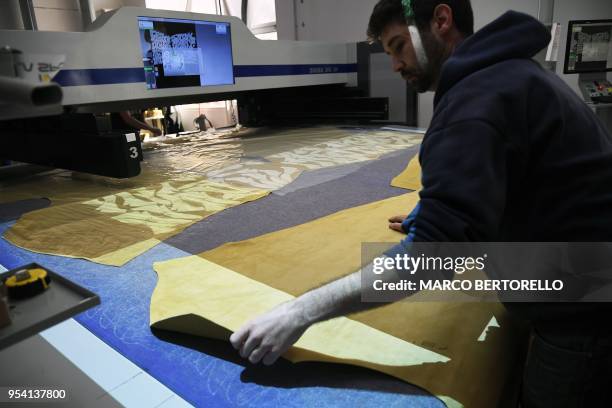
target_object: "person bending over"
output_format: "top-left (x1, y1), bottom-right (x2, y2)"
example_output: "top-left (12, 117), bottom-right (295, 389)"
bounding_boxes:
top-left (231, 1), bottom-right (612, 406)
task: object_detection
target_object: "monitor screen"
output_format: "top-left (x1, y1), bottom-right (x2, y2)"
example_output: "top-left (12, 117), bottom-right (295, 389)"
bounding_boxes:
top-left (137, 16), bottom-right (235, 89)
top-left (564, 20), bottom-right (612, 74)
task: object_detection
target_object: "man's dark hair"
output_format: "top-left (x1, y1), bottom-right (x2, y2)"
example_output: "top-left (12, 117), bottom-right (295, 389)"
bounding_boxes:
top-left (367, 0), bottom-right (474, 42)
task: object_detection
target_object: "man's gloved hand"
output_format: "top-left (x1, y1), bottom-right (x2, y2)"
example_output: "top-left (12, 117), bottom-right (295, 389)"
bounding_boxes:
top-left (388, 214), bottom-right (408, 233)
top-left (230, 300), bottom-right (309, 365)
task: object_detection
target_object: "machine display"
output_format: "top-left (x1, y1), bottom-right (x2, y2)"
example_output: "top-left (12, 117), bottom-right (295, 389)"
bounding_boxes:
top-left (137, 16), bottom-right (234, 89)
top-left (564, 20), bottom-right (612, 104)
top-left (564, 19), bottom-right (612, 74)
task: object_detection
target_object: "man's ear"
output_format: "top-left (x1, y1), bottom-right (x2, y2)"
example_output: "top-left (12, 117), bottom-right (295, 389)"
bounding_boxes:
top-left (430, 4), bottom-right (454, 36)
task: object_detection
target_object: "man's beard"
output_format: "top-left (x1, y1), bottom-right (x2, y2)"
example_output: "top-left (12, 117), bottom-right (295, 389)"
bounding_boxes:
top-left (404, 29), bottom-right (447, 93)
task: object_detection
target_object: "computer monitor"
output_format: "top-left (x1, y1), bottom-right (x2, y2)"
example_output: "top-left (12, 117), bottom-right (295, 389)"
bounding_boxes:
top-left (564, 20), bottom-right (612, 75)
top-left (137, 16), bottom-right (235, 89)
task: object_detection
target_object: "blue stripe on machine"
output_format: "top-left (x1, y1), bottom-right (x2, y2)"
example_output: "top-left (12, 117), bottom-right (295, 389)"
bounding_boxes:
top-left (54, 68), bottom-right (145, 87)
top-left (234, 64), bottom-right (358, 77)
top-left (53, 64), bottom-right (357, 87)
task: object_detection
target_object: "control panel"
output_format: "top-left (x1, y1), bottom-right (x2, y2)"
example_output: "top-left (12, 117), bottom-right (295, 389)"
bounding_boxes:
top-left (580, 79), bottom-right (612, 103)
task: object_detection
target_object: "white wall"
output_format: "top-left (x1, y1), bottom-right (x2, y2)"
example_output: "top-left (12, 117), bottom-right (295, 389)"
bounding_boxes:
top-left (276, 0), bottom-right (296, 40)
top-left (417, 0), bottom-right (540, 127)
top-left (471, 0), bottom-right (538, 32)
top-left (278, 0), bottom-right (544, 128)
top-left (97, 0), bottom-right (145, 11)
top-left (223, 0), bottom-right (243, 19)
top-left (28, 0), bottom-right (145, 32)
top-left (293, 0), bottom-right (378, 42)
top-left (33, 0), bottom-right (83, 31)
top-left (248, 0), bottom-right (276, 28)
top-left (0, 0), bottom-right (25, 29)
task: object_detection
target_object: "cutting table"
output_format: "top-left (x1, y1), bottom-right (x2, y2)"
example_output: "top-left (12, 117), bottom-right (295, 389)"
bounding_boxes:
top-left (0, 126), bottom-right (448, 408)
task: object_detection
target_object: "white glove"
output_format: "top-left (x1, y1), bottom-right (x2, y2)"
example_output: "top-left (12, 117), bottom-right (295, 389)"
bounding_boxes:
top-left (229, 300), bottom-right (308, 365)
top-left (229, 262), bottom-right (402, 365)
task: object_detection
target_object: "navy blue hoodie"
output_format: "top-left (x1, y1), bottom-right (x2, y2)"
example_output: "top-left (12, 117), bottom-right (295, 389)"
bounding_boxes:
top-left (390, 11), bottom-right (612, 327)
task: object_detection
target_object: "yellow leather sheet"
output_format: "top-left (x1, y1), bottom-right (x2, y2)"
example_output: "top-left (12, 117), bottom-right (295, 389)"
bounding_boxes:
top-left (391, 153), bottom-right (422, 190)
top-left (152, 256), bottom-right (450, 367)
top-left (150, 193), bottom-right (528, 407)
top-left (2, 127), bottom-right (422, 265)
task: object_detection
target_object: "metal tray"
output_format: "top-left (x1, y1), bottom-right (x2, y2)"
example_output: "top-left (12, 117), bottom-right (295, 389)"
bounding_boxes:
top-left (0, 263), bottom-right (100, 350)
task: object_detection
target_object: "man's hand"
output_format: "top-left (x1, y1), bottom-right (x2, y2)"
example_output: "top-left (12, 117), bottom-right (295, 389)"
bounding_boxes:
top-left (388, 214), bottom-right (408, 233)
top-left (229, 267), bottom-right (393, 366)
top-left (230, 301), bottom-right (309, 365)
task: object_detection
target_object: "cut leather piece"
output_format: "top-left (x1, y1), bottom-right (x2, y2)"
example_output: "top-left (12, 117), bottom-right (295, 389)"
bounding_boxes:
top-left (4, 177), bottom-right (268, 266)
top-left (391, 153), bottom-right (422, 190)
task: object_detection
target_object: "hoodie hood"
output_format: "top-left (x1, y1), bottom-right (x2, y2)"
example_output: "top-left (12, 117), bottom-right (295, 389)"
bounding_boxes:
top-left (434, 11), bottom-right (551, 105)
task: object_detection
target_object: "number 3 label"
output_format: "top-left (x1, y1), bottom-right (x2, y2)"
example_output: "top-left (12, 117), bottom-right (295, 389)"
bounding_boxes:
top-left (129, 147), bottom-right (139, 159)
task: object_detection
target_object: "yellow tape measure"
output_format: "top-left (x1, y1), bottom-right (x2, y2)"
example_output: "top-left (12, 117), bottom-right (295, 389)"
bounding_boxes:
top-left (5, 268), bottom-right (51, 299)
